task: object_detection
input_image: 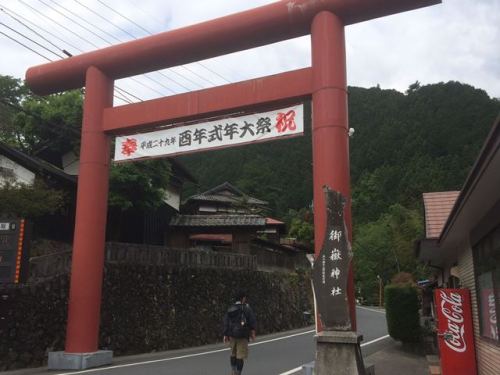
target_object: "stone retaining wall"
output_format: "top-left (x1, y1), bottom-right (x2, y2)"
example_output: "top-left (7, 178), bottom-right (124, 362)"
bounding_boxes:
top-left (0, 264), bottom-right (312, 370)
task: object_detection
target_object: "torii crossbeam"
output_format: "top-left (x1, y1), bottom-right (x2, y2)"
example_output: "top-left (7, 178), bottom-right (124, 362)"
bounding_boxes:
top-left (26, 0), bottom-right (440, 371)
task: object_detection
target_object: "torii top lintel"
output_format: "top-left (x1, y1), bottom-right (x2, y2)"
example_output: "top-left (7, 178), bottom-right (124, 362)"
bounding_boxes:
top-left (26, 0), bottom-right (440, 95)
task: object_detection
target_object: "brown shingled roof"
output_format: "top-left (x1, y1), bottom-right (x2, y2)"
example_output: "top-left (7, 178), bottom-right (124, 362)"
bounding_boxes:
top-left (422, 191), bottom-right (460, 239)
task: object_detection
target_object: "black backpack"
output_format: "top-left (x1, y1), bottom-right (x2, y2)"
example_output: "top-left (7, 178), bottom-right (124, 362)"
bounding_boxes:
top-left (227, 304), bottom-right (249, 338)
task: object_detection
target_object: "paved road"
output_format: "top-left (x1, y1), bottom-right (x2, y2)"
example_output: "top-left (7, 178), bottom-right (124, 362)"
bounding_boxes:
top-left (11, 306), bottom-right (389, 375)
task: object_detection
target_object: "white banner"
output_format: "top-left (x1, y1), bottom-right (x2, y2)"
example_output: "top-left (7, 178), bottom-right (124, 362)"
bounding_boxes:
top-left (114, 104), bottom-right (304, 161)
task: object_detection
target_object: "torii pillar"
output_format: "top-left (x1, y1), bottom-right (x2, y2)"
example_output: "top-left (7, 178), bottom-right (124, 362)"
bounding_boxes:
top-left (25, 0), bottom-right (440, 371)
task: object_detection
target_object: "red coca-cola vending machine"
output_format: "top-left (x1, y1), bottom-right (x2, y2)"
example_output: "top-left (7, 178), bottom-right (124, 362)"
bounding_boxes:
top-left (435, 288), bottom-right (477, 375)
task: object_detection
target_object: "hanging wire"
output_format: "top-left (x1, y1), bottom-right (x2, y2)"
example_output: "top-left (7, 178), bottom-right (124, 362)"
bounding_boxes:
top-left (0, 22), bottom-right (63, 58)
top-left (8, 2), bottom-right (146, 101)
top-left (32, 0), bottom-right (184, 94)
top-left (0, 3), bottom-right (85, 53)
top-left (0, 30), bottom-right (51, 61)
top-left (71, 0), bottom-right (205, 91)
top-left (0, 22), bottom-right (131, 104)
top-left (94, 0), bottom-right (233, 86)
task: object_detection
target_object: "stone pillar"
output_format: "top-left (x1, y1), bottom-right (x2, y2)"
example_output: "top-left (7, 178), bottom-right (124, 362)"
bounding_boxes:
top-left (314, 332), bottom-right (366, 375)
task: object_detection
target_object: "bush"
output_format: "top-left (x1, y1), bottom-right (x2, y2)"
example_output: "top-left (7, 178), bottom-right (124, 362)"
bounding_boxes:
top-left (384, 284), bottom-right (420, 342)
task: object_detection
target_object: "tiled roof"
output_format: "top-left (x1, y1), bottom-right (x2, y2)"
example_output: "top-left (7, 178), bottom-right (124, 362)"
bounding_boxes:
top-left (187, 182), bottom-right (268, 206)
top-left (265, 217), bottom-right (285, 225)
top-left (170, 214), bottom-right (266, 227)
top-left (422, 191), bottom-right (460, 239)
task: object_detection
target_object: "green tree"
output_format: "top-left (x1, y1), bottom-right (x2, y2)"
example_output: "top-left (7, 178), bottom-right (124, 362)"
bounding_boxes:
top-left (285, 208), bottom-right (314, 245)
top-left (0, 180), bottom-right (66, 218)
top-left (12, 90), bottom-right (83, 158)
top-left (0, 75), bottom-right (29, 147)
top-left (353, 204), bottom-right (426, 304)
top-left (2, 81), bottom-right (173, 212)
top-left (109, 159), bottom-right (172, 210)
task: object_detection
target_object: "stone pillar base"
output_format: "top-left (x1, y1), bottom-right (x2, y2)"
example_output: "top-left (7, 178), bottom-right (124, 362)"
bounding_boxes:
top-left (48, 350), bottom-right (113, 370)
top-left (314, 331), bottom-right (366, 375)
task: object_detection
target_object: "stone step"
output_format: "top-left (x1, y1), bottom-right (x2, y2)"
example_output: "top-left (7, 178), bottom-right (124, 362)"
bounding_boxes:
top-left (426, 355), bottom-right (440, 364)
top-left (429, 365), bottom-right (441, 375)
top-left (302, 361), bottom-right (375, 374)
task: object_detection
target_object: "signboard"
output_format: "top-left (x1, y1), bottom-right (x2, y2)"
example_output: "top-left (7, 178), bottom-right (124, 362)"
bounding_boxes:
top-left (114, 104), bottom-right (304, 161)
top-left (0, 219), bottom-right (29, 284)
top-left (312, 187), bottom-right (352, 331)
top-left (435, 289), bottom-right (477, 375)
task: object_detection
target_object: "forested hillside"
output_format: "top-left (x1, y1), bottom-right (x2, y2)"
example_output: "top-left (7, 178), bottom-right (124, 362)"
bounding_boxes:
top-left (181, 81), bottom-right (499, 302)
top-left (182, 82), bottom-right (498, 222)
top-left (1, 75), bottom-right (499, 303)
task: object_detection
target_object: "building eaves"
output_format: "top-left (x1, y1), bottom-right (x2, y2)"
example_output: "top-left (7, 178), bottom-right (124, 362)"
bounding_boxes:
top-left (170, 214), bottom-right (266, 227)
top-left (0, 141), bottom-right (76, 185)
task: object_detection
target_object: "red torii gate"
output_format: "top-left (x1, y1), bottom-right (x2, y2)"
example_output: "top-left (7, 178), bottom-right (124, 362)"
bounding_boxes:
top-left (26, 0), bottom-right (440, 370)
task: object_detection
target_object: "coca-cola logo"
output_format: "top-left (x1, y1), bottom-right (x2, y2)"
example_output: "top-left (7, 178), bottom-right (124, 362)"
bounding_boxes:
top-left (440, 291), bottom-right (467, 353)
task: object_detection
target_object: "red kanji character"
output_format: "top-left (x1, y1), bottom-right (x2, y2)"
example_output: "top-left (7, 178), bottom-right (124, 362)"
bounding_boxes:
top-left (121, 138), bottom-right (138, 156)
top-left (275, 110), bottom-right (297, 133)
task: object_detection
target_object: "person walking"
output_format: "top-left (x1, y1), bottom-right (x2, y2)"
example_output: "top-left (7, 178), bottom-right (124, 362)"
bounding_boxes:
top-left (223, 290), bottom-right (256, 375)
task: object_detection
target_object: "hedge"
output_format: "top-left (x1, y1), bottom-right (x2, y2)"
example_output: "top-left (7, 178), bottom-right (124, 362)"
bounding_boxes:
top-left (384, 283), bottom-right (420, 343)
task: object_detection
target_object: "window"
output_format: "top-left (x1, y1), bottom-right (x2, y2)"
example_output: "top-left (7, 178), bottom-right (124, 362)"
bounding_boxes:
top-left (474, 225), bottom-right (500, 343)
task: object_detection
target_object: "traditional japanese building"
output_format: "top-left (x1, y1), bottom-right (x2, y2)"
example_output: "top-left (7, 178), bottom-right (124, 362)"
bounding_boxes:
top-left (167, 182), bottom-right (309, 270)
top-left (417, 115), bottom-right (500, 375)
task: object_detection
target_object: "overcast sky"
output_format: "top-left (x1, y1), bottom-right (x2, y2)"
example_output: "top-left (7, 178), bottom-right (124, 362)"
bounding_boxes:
top-left (0, 0), bottom-right (499, 105)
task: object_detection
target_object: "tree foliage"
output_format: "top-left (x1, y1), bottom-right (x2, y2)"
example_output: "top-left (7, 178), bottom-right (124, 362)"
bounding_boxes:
top-left (109, 160), bottom-right (171, 210)
top-left (180, 81), bottom-right (499, 298)
top-left (353, 204), bottom-right (426, 304)
top-left (0, 74), bottom-right (172, 211)
top-left (0, 181), bottom-right (66, 218)
top-left (285, 208), bottom-right (314, 245)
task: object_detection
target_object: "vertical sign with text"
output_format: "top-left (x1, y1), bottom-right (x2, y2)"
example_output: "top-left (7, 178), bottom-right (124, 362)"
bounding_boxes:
top-left (312, 188), bottom-right (352, 331)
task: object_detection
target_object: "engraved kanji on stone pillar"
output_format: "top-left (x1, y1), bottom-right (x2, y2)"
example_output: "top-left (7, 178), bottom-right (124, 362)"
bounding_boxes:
top-left (312, 186), bottom-right (353, 331)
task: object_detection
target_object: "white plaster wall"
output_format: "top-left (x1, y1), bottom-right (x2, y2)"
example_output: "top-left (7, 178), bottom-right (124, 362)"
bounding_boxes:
top-left (62, 151), bottom-right (79, 175)
top-left (0, 155), bottom-right (35, 186)
top-left (164, 185), bottom-right (180, 211)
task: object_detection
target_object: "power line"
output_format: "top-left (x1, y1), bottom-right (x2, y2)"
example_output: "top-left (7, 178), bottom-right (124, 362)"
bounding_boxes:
top-left (0, 25), bottom-right (131, 104)
top-left (46, 0), bottom-right (121, 44)
top-left (18, 0), bottom-right (100, 49)
top-left (72, 0), bottom-right (137, 40)
top-left (10, 1), bottom-right (139, 103)
top-left (33, 0), bottom-right (182, 95)
top-left (0, 4), bottom-right (84, 52)
top-left (96, 0), bottom-right (152, 36)
top-left (0, 30), bottom-right (51, 62)
top-left (0, 22), bottom-right (63, 59)
top-left (0, 3), bottom-right (85, 53)
top-left (0, 6), bottom-right (66, 55)
top-left (114, 86), bottom-right (141, 103)
top-left (69, 0), bottom-right (196, 92)
top-left (95, 0), bottom-right (232, 86)
top-left (0, 97), bottom-right (81, 137)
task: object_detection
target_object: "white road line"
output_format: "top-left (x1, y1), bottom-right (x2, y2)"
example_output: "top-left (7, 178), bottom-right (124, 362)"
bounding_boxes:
top-left (361, 334), bottom-right (390, 347)
top-left (249, 329), bottom-right (315, 347)
top-left (277, 334), bottom-right (391, 375)
top-left (53, 329), bottom-right (316, 375)
top-left (279, 366), bottom-right (304, 375)
top-left (357, 306), bottom-right (386, 314)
